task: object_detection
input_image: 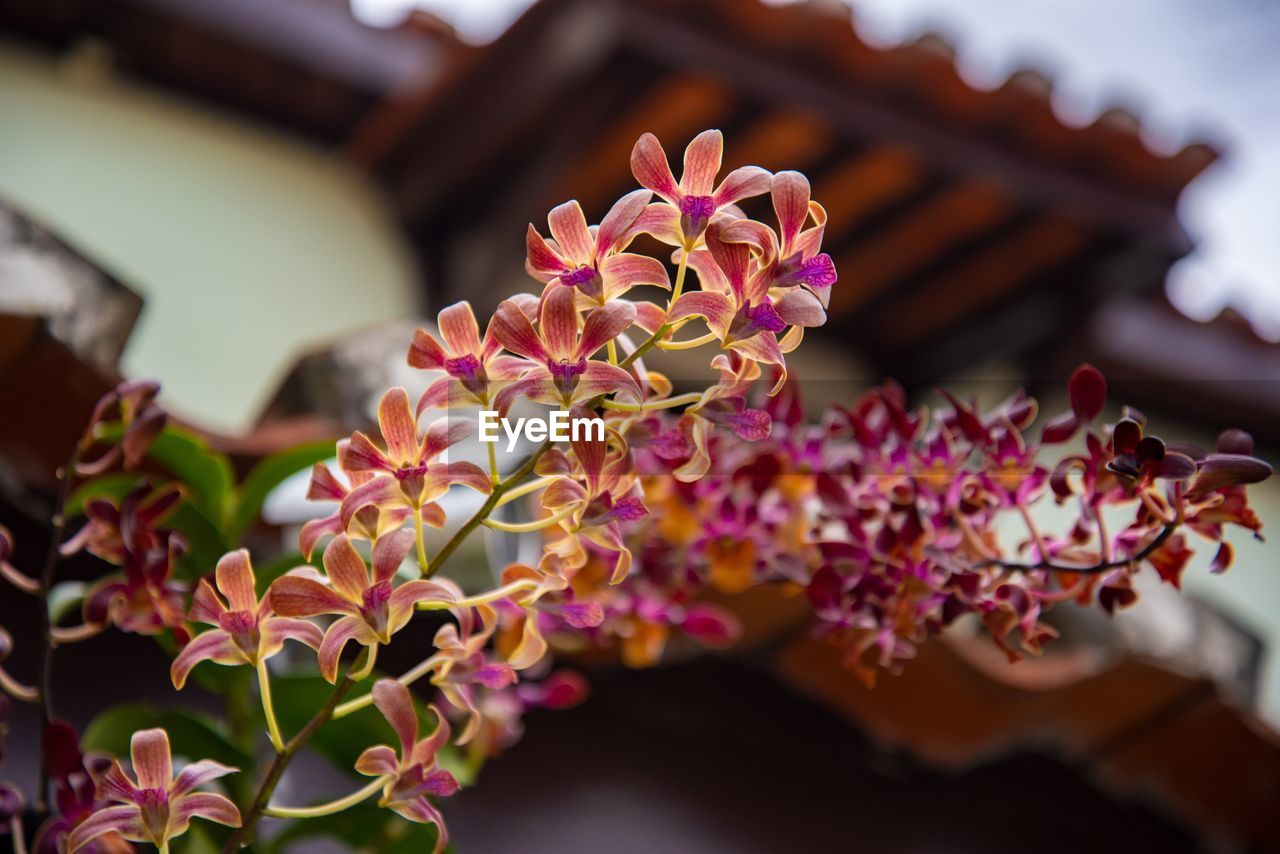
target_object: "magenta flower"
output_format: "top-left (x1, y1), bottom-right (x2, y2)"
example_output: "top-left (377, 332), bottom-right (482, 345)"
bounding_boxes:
top-left (525, 191), bottom-right (669, 303)
top-left (667, 219), bottom-right (825, 388)
top-left (338, 388), bottom-right (492, 528)
top-left (355, 680), bottom-right (458, 854)
top-left (491, 286), bottom-right (642, 410)
top-left (630, 129), bottom-right (771, 244)
top-left (537, 434), bottom-right (647, 583)
top-left (171, 549), bottom-right (322, 689)
top-left (408, 300), bottom-right (532, 412)
top-left (764, 171), bottom-right (837, 308)
top-left (269, 532), bottom-right (456, 682)
top-left (68, 729), bottom-right (239, 852)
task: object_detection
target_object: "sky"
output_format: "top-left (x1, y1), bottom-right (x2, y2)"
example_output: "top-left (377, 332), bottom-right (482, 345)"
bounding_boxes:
top-left (349, 0), bottom-right (1280, 337)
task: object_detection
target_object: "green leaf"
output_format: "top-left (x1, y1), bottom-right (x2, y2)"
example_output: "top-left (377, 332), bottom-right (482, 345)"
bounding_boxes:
top-left (145, 428), bottom-right (235, 522)
top-left (271, 675), bottom-right (390, 772)
top-left (226, 441), bottom-right (335, 546)
top-left (82, 704), bottom-right (250, 769)
top-left (169, 503), bottom-right (230, 580)
top-left (47, 581), bottom-right (87, 625)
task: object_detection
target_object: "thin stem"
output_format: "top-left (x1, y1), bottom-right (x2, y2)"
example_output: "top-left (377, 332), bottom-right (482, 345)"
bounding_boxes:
top-left (418, 578), bottom-right (539, 611)
top-left (487, 439), bottom-right (500, 485)
top-left (481, 505), bottom-right (575, 533)
top-left (601, 392), bottom-right (702, 413)
top-left (10, 815), bottom-right (26, 854)
top-left (222, 664), bottom-right (359, 851)
top-left (49, 622), bottom-right (106, 644)
top-left (619, 249), bottom-right (691, 370)
top-left (993, 522), bottom-right (1179, 575)
top-left (36, 448), bottom-right (78, 811)
top-left (413, 505), bottom-right (430, 575)
top-left (606, 338), bottom-right (618, 365)
top-left (334, 655), bottom-right (441, 719)
top-left (256, 659), bottom-right (284, 753)
top-left (1094, 504), bottom-right (1112, 564)
top-left (349, 642), bottom-right (378, 681)
top-left (495, 476), bottom-right (556, 507)
top-left (263, 775), bottom-right (388, 819)
top-left (0, 668), bottom-right (38, 703)
top-left (656, 331), bottom-right (718, 351)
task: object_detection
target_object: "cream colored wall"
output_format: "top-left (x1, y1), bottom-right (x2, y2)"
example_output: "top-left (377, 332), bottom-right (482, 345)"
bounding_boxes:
top-left (0, 40), bottom-right (418, 432)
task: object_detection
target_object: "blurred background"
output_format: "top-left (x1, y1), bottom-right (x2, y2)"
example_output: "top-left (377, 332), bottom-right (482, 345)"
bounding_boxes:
top-left (3, 0), bottom-right (1280, 850)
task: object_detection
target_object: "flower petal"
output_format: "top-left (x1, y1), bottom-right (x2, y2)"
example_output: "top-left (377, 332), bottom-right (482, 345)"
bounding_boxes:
top-left (388, 797), bottom-right (448, 854)
top-left (260, 616), bottom-right (324, 658)
top-left (268, 575), bottom-right (358, 618)
top-left (372, 528), bottom-right (415, 584)
top-left (774, 288), bottom-right (827, 328)
top-left (171, 759), bottom-right (237, 798)
top-left (130, 728), bottom-right (172, 790)
top-left (299, 514), bottom-right (342, 561)
top-left (170, 630), bottom-right (243, 690)
top-left (714, 165), bottom-right (772, 207)
top-left (341, 431), bottom-right (396, 474)
top-left (666, 291), bottom-right (733, 335)
top-left (681, 129), bottom-right (723, 196)
top-left (172, 791), bottom-right (241, 828)
top-left (306, 462), bottom-right (348, 502)
top-left (630, 203), bottom-right (682, 245)
top-left (407, 328), bottom-right (448, 371)
top-left (539, 285), bottom-right (578, 360)
top-left (600, 253), bottom-right (670, 300)
top-left (97, 760), bottom-right (139, 802)
top-left (354, 744), bottom-right (399, 778)
top-left (323, 535), bottom-right (371, 602)
top-left (630, 133), bottom-right (680, 202)
top-left (547, 200), bottom-right (594, 266)
top-left (372, 678), bottom-right (419, 756)
top-left (340, 477), bottom-right (403, 529)
top-left (492, 299), bottom-right (549, 362)
top-left (595, 188), bottom-right (651, 256)
top-left (214, 549), bottom-right (257, 612)
top-left (389, 580), bottom-right (458, 630)
top-left (378, 388), bottom-right (420, 464)
top-left (318, 616), bottom-right (376, 683)
top-left (437, 302), bottom-right (483, 358)
top-left (771, 170), bottom-right (810, 249)
top-left (67, 805), bottom-right (145, 852)
top-left (187, 578), bottom-right (226, 626)
top-left (577, 300), bottom-right (636, 358)
top-left (420, 417), bottom-right (471, 462)
top-left (573, 362), bottom-right (642, 404)
top-left (526, 224), bottom-right (567, 278)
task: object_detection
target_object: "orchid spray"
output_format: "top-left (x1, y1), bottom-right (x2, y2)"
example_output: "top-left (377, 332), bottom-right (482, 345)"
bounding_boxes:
top-left (0, 130), bottom-right (1270, 853)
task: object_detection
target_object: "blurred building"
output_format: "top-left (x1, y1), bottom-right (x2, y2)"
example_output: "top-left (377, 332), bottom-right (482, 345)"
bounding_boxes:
top-left (3, 0), bottom-right (1280, 849)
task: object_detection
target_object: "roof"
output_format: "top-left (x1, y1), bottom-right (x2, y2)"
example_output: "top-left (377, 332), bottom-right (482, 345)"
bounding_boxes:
top-left (351, 0), bottom-right (1217, 384)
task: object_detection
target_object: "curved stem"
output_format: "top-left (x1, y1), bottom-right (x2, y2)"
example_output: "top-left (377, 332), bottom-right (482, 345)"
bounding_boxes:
top-left (418, 578), bottom-right (539, 612)
top-left (222, 662), bottom-right (360, 851)
top-left (349, 642), bottom-right (379, 681)
top-left (602, 392), bottom-right (703, 413)
top-left (481, 505), bottom-right (574, 533)
top-left (256, 659), bottom-right (284, 753)
top-left (495, 477), bottom-right (556, 507)
top-left (263, 775), bottom-right (388, 819)
top-left (0, 562), bottom-right (40, 594)
top-left (606, 338), bottom-right (618, 365)
top-left (334, 655), bottom-right (441, 719)
top-left (49, 622), bottom-right (106, 644)
top-left (656, 332), bottom-right (718, 351)
top-left (36, 448), bottom-right (78, 811)
top-left (993, 522), bottom-right (1178, 575)
top-left (620, 250), bottom-right (690, 370)
top-left (0, 667), bottom-right (38, 703)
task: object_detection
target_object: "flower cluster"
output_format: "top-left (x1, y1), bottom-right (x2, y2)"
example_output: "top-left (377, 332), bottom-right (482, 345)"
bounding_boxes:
top-left (5, 131), bottom-right (1269, 854)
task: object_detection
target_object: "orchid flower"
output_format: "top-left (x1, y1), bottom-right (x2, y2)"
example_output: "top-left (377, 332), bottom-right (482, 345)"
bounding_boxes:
top-left (34, 721), bottom-right (130, 854)
top-left (171, 549), bottom-right (322, 688)
top-left (68, 729), bottom-right (239, 853)
top-left (299, 451), bottom-right (414, 560)
top-left (426, 597), bottom-right (516, 745)
top-left (537, 432), bottom-right (647, 583)
top-left (338, 388), bottom-right (491, 531)
top-left (409, 300), bottom-right (533, 413)
top-left (759, 170), bottom-right (837, 308)
top-left (355, 680), bottom-right (458, 854)
top-left (491, 285), bottom-right (642, 410)
top-left (75, 380), bottom-right (167, 476)
top-left (666, 216), bottom-right (825, 389)
top-left (629, 129), bottom-right (771, 245)
top-left (268, 532), bottom-right (456, 682)
top-left (525, 191), bottom-right (669, 304)
top-left (671, 353), bottom-right (771, 482)
top-left (492, 556), bottom-right (602, 670)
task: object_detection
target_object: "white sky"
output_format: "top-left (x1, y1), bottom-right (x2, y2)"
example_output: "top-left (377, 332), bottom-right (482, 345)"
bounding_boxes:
top-left (350, 0), bottom-right (1280, 337)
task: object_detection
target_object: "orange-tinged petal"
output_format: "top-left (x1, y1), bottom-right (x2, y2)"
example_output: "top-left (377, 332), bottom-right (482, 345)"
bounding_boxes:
top-left (407, 328), bottom-right (448, 371)
top-left (681, 129), bottom-right (723, 196)
top-left (526, 223), bottom-right (567, 278)
top-left (68, 805), bottom-right (145, 852)
top-left (621, 620), bottom-right (668, 668)
top-left (491, 299), bottom-right (548, 362)
top-left (317, 616), bottom-right (376, 683)
top-left (539, 285), bottom-right (578, 360)
top-left (323, 535), bottom-right (371, 601)
top-left (378, 388), bottom-right (419, 464)
top-left (547, 200), bottom-right (594, 266)
top-left (713, 164), bottom-right (771, 207)
top-left (214, 549), bottom-right (257, 612)
top-left (437, 301), bottom-right (483, 357)
top-left (577, 300), bottom-right (635, 358)
top-left (630, 132), bottom-right (679, 202)
top-left (600, 253), bottom-right (669, 300)
top-left (170, 630), bottom-right (243, 689)
top-left (707, 538), bottom-right (757, 594)
top-left (771, 170), bottom-right (811, 249)
top-left (595, 188), bottom-right (651, 256)
top-left (419, 417), bottom-right (471, 463)
top-left (268, 575), bottom-right (358, 618)
top-left (372, 678), bottom-right (419, 756)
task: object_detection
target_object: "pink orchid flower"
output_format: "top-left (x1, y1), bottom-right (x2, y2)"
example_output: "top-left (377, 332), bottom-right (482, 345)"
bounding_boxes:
top-left (171, 549), bottom-right (323, 689)
top-left (268, 532), bottom-right (457, 682)
top-left (408, 300), bottom-right (533, 413)
top-left (355, 680), bottom-right (458, 854)
top-left (666, 217), bottom-right (825, 390)
top-left (491, 285), bottom-right (641, 410)
top-left (338, 388), bottom-right (492, 528)
top-left (525, 191), bottom-right (669, 304)
top-left (629, 129), bottom-right (772, 245)
top-left (425, 594), bottom-right (517, 745)
top-left (493, 555), bottom-right (602, 670)
top-left (765, 170), bottom-right (837, 307)
top-left (68, 729), bottom-right (239, 852)
top-left (298, 451), bottom-right (414, 560)
top-left (537, 433), bottom-right (647, 583)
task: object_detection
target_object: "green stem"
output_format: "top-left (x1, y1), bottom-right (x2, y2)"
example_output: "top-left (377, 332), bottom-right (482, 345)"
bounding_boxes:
top-left (481, 505), bottom-right (575, 533)
top-left (413, 505), bottom-right (430, 576)
top-left (256, 659), bottom-right (284, 753)
top-left (620, 248), bottom-right (690, 370)
top-left (487, 439), bottom-right (500, 484)
top-left (263, 775), bottom-right (388, 819)
top-left (601, 391), bottom-right (703, 412)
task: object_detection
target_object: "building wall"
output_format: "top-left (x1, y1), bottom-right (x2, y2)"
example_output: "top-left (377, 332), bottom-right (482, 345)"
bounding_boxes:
top-left (0, 40), bottom-right (419, 432)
